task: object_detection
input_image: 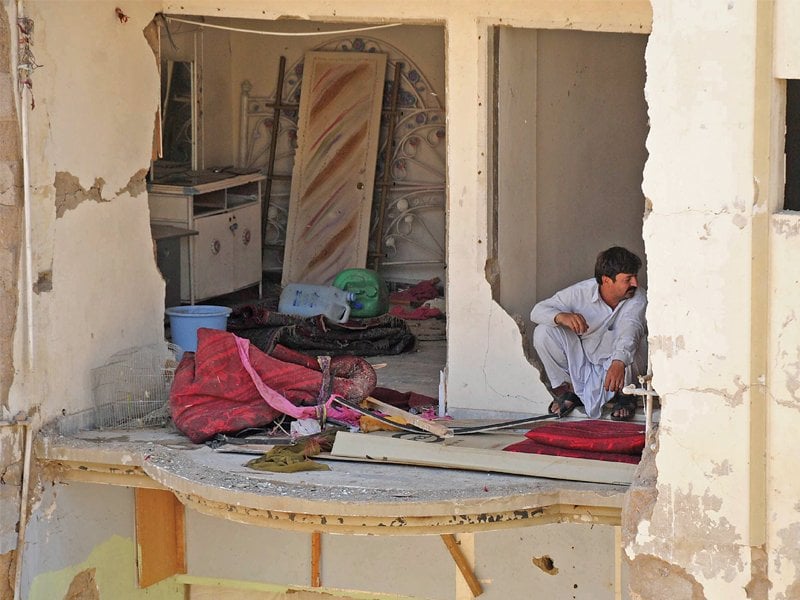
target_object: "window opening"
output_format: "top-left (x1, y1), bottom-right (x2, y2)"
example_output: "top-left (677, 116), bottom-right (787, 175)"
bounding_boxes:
top-left (785, 79), bottom-right (800, 211)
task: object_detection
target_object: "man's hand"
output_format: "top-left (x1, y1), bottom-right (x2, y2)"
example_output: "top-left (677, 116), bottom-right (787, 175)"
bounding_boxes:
top-left (554, 312), bottom-right (588, 335)
top-left (604, 360), bottom-right (625, 392)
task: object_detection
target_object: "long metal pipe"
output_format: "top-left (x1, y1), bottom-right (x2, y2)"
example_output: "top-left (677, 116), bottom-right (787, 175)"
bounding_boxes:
top-left (15, 0), bottom-right (34, 371)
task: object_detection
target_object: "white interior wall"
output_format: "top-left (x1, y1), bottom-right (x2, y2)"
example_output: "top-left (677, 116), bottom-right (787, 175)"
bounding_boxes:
top-left (495, 27), bottom-right (648, 321)
top-left (535, 30), bottom-right (648, 300)
top-left (201, 28), bottom-right (233, 168)
top-left (495, 28), bottom-right (538, 320)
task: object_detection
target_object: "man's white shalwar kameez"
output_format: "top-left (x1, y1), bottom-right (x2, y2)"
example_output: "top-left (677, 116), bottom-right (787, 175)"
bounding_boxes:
top-left (530, 278), bottom-right (647, 418)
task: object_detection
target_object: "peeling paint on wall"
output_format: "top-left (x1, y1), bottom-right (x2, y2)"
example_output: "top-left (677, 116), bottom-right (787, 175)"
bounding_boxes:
top-left (744, 545), bottom-right (770, 599)
top-left (774, 523), bottom-right (800, 599)
top-left (772, 215), bottom-right (800, 238)
top-left (116, 168), bottom-right (148, 198)
top-left (0, 550), bottom-right (15, 599)
top-left (627, 554), bottom-right (706, 600)
top-left (64, 568), bottom-right (99, 600)
top-left (27, 535), bottom-right (182, 600)
top-left (54, 172), bottom-right (107, 218)
top-left (0, 0), bottom-right (22, 414)
top-left (649, 335), bottom-right (685, 358)
top-left (622, 427), bottom-right (659, 548)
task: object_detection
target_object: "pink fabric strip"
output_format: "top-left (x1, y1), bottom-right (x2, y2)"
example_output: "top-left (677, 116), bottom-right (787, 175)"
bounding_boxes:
top-left (235, 336), bottom-right (319, 420)
top-left (235, 335), bottom-right (362, 425)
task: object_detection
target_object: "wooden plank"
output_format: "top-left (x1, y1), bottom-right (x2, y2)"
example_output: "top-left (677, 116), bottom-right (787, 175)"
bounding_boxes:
top-left (330, 432), bottom-right (635, 485)
top-left (364, 396), bottom-right (454, 438)
top-left (441, 534), bottom-right (483, 597)
top-left (282, 51), bottom-right (388, 285)
top-left (135, 488), bottom-right (186, 588)
top-left (310, 531), bottom-right (321, 587)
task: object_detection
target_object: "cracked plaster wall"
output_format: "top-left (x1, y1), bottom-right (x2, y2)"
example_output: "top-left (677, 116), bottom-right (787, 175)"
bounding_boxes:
top-left (6, 0), bottom-right (167, 425)
top-left (624, 1), bottom-right (800, 598)
top-left (0, 0), bottom-right (24, 585)
top-left (767, 213), bottom-right (800, 599)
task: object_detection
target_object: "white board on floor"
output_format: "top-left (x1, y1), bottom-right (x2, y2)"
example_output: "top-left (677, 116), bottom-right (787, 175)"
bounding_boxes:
top-left (330, 431), bottom-right (635, 485)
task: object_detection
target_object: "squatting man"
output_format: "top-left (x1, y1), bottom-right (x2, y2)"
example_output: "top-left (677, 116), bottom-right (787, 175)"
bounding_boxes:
top-left (530, 246), bottom-right (647, 421)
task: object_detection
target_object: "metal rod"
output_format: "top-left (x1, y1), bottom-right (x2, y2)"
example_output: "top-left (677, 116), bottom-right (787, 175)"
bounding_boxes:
top-left (372, 62), bottom-right (403, 270)
top-left (262, 56), bottom-right (287, 244)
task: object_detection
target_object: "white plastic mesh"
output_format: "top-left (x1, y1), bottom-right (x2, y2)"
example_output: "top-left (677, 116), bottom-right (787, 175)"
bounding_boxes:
top-left (90, 342), bottom-right (181, 429)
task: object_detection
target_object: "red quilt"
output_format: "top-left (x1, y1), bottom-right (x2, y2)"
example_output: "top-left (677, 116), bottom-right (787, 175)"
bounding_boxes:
top-left (504, 420), bottom-right (645, 464)
top-left (170, 328), bottom-right (375, 443)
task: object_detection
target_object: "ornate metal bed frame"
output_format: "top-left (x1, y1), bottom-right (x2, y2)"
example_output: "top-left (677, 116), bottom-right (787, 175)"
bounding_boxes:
top-left (238, 36), bottom-right (446, 284)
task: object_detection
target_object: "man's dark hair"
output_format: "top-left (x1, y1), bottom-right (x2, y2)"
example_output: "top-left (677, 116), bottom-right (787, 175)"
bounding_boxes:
top-left (594, 246), bottom-right (642, 284)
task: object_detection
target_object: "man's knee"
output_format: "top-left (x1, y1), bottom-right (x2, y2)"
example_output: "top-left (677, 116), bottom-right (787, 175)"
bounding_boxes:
top-left (532, 324), bottom-right (556, 351)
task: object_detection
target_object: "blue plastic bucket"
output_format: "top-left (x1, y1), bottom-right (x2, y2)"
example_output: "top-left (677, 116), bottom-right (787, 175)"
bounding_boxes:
top-left (165, 305), bottom-right (232, 353)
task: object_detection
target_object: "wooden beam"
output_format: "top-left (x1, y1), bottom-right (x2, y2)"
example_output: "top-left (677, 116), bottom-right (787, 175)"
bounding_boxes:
top-left (441, 534), bottom-right (483, 597)
top-left (330, 431), bottom-right (635, 485)
top-left (311, 531), bottom-right (322, 587)
top-left (135, 488), bottom-right (186, 588)
top-left (364, 396), bottom-right (454, 438)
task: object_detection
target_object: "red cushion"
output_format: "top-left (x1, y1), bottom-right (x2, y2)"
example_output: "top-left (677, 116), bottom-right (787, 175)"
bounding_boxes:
top-left (503, 438), bottom-right (641, 464)
top-left (524, 420), bottom-right (645, 454)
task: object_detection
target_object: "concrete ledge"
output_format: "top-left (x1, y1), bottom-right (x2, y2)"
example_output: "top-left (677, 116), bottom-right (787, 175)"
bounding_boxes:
top-left (37, 428), bottom-right (627, 535)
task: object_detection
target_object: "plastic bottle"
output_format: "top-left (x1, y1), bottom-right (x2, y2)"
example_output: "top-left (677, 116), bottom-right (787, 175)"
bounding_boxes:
top-left (331, 268), bottom-right (389, 318)
top-left (278, 283), bottom-right (356, 323)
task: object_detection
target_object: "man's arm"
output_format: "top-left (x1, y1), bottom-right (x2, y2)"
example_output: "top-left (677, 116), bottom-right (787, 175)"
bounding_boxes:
top-left (604, 289), bottom-right (648, 391)
top-left (531, 281), bottom-right (590, 334)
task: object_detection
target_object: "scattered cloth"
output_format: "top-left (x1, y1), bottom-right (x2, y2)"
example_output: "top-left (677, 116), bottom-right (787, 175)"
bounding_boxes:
top-left (389, 278), bottom-right (441, 306)
top-left (246, 430), bottom-right (337, 473)
top-left (389, 305), bottom-right (443, 320)
top-left (370, 386), bottom-right (437, 411)
top-left (228, 302), bottom-right (415, 357)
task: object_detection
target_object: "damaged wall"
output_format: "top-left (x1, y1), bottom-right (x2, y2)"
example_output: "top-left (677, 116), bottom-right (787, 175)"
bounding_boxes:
top-left (15, 0), bottom-right (800, 598)
top-left (0, 0), bottom-right (24, 593)
top-left (624, 1), bottom-right (800, 598)
top-left (22, 482), bottom-right (182, 599)
top-left (624, 0), bottom-right (762, 594)
top-left (6, 0), bottom-right (167, 426)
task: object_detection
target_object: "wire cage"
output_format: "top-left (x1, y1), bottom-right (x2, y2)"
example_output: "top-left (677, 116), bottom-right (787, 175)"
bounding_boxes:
top-left (90, 342), bottom-right (181, 430)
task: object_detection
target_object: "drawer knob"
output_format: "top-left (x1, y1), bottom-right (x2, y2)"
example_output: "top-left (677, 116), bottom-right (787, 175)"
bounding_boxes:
top-left (211, 239), bottom-right (221, 255)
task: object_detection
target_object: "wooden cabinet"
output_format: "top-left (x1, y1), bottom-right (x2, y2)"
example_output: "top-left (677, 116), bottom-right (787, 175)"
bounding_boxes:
top-left (148, 172), bottom-right (265, 303)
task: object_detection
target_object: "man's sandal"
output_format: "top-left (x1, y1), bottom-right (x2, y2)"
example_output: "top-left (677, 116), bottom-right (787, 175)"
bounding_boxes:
top-left (610, 393), bottom-right (637, 421)
top-left (549, 391), bottom-right (583, 418)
